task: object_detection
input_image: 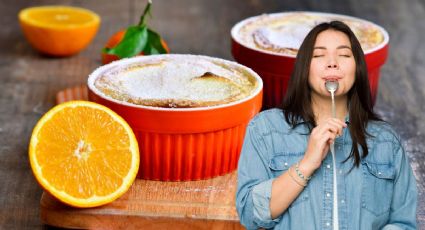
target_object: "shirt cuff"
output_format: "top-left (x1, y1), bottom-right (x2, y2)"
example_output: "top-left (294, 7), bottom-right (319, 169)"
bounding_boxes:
top-left (381, 224), bottom-right (403, 230)
top-left (252, 178), bottom-right (282, 228)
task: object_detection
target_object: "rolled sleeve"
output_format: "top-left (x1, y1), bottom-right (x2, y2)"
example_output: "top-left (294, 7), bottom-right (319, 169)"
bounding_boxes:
top-left (252, 179), bottom-right (282, 228)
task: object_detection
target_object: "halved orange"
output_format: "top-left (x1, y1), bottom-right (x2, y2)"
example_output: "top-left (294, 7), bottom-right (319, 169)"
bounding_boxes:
top-left (19, 6), bottom-right (100, 56)
top-left (29, 101), bottom-right (139, 208)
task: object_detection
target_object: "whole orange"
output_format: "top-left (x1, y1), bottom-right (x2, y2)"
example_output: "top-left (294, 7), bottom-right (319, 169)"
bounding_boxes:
top-left (101, 30), bottom-right (169, 65)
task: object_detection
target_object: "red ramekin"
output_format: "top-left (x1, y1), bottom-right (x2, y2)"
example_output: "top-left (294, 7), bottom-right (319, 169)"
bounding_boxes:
top-left (87, 55), bottom-right (263, 181)
top-left (231, 12), bottom-right (389, 108)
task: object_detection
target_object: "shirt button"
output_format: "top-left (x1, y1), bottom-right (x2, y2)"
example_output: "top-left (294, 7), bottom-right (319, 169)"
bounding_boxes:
top-left (326, 164), bottom-right (331, 169)
top-left (378, 172), bottom-right (382, 175)
top-left (339, 170), bottom-right (343, 174)
top-left (341, 199), bottom-right (345, 204)
top-left (326, 222), bottom-right (331, 227)
top-left (284, 162), bottom-right (288, 166)
top-left (326, 193), bottom-right (331, 197)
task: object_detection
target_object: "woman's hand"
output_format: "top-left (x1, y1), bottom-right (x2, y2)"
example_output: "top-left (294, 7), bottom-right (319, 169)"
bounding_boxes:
top-left (301, 118), bottom-right (347, 171)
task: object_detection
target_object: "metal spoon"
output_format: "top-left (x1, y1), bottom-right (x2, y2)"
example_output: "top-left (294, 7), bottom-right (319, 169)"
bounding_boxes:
top-left (325, 80), bottom-right (339, 230)
top-left (325, 80), bottom-right (339, 118)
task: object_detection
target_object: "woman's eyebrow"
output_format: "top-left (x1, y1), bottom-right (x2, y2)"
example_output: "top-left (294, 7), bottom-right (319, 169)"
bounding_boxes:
top-left (313, 45), bottom-right (351, 50)
top-left (337, 45), bottom-right (352, 50)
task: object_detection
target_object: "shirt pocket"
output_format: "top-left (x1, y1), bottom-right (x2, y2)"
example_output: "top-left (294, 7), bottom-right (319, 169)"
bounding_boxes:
top-left (268, 153), bottom-right (309, 207)
top-left (361, 160), bottom-right (395, 216)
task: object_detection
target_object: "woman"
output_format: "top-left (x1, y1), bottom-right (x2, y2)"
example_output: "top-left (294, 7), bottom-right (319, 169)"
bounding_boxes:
top-left (236, 21), bottom-right (417, 230)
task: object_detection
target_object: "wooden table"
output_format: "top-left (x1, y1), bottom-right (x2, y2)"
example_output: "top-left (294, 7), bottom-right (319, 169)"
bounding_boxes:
top-left (1, 0), bottom-right (424, 229)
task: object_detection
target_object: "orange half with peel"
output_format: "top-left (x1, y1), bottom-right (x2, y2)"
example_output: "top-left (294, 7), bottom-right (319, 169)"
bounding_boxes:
top-left (29, 101), bottom-right (139, 208)
top-left (19, 6), bottom-right (100, 56)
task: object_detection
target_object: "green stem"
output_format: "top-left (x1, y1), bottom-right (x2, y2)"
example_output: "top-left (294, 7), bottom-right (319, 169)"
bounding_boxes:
top-left (138, 0), bottom-right (152, 27)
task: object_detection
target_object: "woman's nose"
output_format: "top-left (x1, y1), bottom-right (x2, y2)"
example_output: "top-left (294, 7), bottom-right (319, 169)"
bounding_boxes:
top-left (327, 63), bottom-right (338, 68)
top-left (326, 58), bottom-right (339, 69)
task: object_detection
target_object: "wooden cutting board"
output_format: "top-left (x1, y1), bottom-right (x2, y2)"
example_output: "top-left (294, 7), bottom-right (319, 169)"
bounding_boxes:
top-left (40, 86), bottom-right (243, 229)
top-left (40, 172), bottom-right (241, 229)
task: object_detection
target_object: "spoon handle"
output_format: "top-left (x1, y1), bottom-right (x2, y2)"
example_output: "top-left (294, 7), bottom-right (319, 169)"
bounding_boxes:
top-left (331, 91), bottom-right (336, 118)
top-left (330, 90), bottom-right (339, 230)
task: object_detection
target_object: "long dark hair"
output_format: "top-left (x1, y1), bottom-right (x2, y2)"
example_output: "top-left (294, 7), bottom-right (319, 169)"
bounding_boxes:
top-left (281, 20), bottom-right (382, 167)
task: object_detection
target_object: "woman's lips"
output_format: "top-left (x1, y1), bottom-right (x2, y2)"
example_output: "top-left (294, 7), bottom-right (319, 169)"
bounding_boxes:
top-left (323, 76), bottom-right (342, 81)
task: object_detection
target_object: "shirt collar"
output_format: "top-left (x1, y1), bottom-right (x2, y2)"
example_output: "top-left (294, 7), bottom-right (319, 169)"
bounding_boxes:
top-left (344, 114), bottom-right (350, 124)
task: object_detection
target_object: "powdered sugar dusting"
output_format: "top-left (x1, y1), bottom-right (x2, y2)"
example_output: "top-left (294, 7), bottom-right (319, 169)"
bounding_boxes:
top-left (254, 23), bottom-right (313, 50)
top-left (232, 12), bottom-right (388, 56)
top-left (91, 55), bottom-right (259, 108)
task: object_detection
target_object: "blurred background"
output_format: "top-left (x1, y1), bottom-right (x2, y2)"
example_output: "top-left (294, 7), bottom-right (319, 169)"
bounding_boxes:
top-left (0, 0), bottom-right (423, 228)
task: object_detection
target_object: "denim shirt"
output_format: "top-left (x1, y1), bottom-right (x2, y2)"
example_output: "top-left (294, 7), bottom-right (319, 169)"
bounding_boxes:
top-left (236, 109), bottom-right (417, 230)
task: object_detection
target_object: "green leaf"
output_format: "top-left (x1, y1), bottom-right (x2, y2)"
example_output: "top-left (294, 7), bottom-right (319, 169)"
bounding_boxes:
top-left (143, 29), bottom-right (168, 55)
top-left (102, 1), bottom-right (168, 59)
top-left (103, 26), bottom-right (148, 58)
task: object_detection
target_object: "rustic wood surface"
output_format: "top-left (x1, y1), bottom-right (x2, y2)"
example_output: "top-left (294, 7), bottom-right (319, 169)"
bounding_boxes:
top-left (0, 0), bottom-right (424, 229)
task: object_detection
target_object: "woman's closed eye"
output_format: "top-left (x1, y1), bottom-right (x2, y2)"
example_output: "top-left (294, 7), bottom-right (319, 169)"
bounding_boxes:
top-left (339, 54), bottom-right (352, 57)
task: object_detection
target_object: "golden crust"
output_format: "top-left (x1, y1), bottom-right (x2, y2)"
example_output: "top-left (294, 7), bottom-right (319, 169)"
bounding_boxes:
top-left (94, 59), bottom-right (258, 108)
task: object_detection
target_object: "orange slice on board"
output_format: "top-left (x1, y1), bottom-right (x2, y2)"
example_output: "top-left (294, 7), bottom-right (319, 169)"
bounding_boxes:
top-left (29, 101), bottom-right (139, 207)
